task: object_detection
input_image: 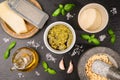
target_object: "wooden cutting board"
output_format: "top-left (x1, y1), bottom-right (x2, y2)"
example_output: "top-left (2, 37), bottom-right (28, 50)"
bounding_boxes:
top-left (0, 0), bottom-right (42, 39)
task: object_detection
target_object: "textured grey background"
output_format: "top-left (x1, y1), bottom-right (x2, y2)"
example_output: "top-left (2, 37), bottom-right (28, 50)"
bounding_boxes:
top-left (0, 0), bottom-right (120, 80)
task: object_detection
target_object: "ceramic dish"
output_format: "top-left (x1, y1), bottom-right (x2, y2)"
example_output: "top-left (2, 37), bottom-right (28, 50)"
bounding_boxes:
top-left (0, 0), bottom-right (42, 39)
top-left (78, 3), bottom-right (109, 33)
top-left (44, 21), bottom-right (76, 54)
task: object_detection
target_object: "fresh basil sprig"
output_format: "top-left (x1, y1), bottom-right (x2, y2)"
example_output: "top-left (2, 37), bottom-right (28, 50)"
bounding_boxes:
top-left (42, 61), bottom-right (56, 75)
top-left (52, 8), bottom-right (61, 17)
top-left (108, 28), bottom-right (116, 44)
top-left (4, 41), bottom-right (16, 60)
top-left (81, 34), bottom-right (100, 45)
top-left (59, 4), bottom-right (64, 9)
top-left (64, 4), bottom-right (75, 12)
top-left (52, 3), bottom-right (75, 16)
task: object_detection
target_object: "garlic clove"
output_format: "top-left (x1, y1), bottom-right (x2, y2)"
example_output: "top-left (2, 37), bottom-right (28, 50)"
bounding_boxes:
top-left (67, 61), bottom-right (73, 74)
top-left (59, 58), bottom-right (65, 70)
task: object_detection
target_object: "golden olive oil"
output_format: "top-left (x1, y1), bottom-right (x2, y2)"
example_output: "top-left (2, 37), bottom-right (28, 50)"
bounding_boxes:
top-left (11, 47), bottom-right (39, 72)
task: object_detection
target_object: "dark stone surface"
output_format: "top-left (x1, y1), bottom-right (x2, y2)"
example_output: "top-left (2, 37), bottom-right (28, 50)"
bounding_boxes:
top-left (0, 0), bottom-right (120, 80)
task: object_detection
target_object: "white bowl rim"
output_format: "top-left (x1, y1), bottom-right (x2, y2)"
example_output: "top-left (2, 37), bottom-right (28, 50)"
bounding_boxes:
top-left (78, 3), bottom-right (109, 33)
top-left (44, 21), bottom-right (76, 54)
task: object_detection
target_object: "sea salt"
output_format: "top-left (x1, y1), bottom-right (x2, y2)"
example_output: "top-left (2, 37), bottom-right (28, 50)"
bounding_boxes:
top-left (27, 40), bottom-right (35, 45)
top-left (33, 43), bottom-right (40, 49)
top-left (66, 12), bottom-right (75, 20)
top-left (3, 37), bottom-right (11, 43)
top-left (27, 40), bottom-right (40, 49)
top-left (35, 71), bottom-right (40, 76)
top-left (71, 44), bottom-right (84, 57)
top-left (99, 35), bottom-right (106, 42)
top-left (41, 46), bottom-right (44, 50)
top-left (18, 73), bottom-right (24, 78)
top-left (46, 53), bottom-right (57, 63)
top-left (110, 7), bottom-right (117, 15)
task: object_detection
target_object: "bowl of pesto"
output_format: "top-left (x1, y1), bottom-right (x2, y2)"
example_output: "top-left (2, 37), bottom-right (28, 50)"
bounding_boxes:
top-left (44, 21), bottom-right (76, 54)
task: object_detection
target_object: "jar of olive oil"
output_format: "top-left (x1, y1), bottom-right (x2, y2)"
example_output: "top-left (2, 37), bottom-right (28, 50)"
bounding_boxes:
top-left (11, 47), bottom-right (39, 72)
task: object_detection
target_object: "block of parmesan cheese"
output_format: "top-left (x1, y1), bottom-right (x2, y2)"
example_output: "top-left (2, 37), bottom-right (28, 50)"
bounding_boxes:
top-left (0, 1), bottom-right (27, 34)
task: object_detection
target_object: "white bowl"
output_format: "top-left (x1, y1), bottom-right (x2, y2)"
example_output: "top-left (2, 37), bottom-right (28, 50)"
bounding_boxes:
top-left (44, 21), bottom-right (76, 54)
top-left (78, 3), bottom-right (109, 33)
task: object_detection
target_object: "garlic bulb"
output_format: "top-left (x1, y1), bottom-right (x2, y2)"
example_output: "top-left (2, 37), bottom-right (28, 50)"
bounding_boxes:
top-left (59, 58), bottom-right (65, 70)
top-left (67, 61), bottom-right (73, 74)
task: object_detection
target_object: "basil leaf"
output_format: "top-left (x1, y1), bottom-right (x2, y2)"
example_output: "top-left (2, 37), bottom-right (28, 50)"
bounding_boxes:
top-left (42, 61), bottom-right (48, 70)
top-left (88, 39), bottom-right (92, 43)
top-left (4, 49), bottom-right (10, 60)
top-left (47, 68), bottom-right (56, 75)
top-left (108, 28), bottom-right (116, 44)
top-left (81, 34), bottom-right (90, 40)
top-left (52, 8), bottom-right (61, 17)
top-left (42, 61), bottom-right (57, 75)
top-left (61, 9), bottom-right (66, 16)
top-left (59, 4), bottom-right (63, 9)
top-left (44, 69), bottom-right (48, 72)
top-left (91, 34), bottom-right (95, 38)
top-left (108, 28), bottom-right (114, 35)
top-left (8, 41), bottom-right (16, 50)
top-left (92, 38), bottom-right (100, 45)
top-left (4, 41), bottom-right (16, 60)
top-left (111, 35), bottom-right (116, 44)
top-left (64, 4), bottom-right (75, 12)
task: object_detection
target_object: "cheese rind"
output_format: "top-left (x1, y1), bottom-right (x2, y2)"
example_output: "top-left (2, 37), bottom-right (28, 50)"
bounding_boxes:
top-left (0, 1), bottom-right (27, 34)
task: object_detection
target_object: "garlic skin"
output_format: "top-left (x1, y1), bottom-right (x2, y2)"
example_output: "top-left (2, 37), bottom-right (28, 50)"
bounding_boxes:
top-left (67, 61), bottom-right (73, 74)
top-left (59, 58), bottom-right (65, 70)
